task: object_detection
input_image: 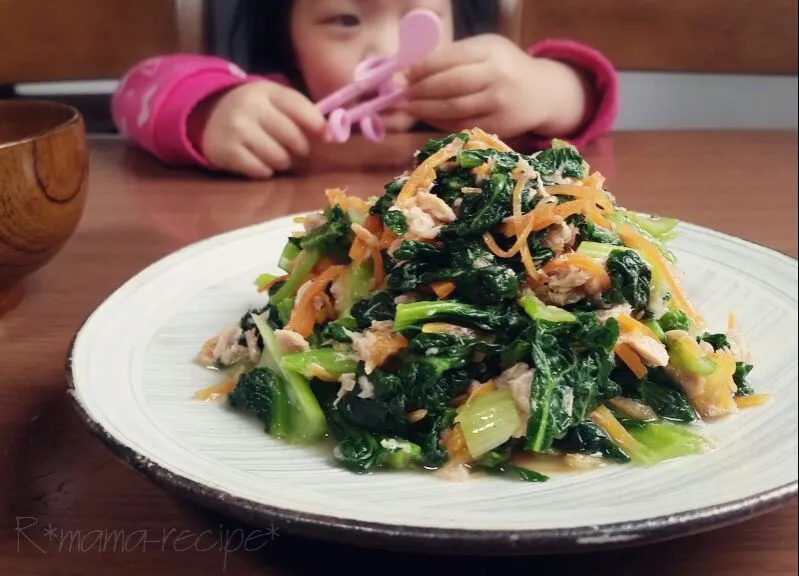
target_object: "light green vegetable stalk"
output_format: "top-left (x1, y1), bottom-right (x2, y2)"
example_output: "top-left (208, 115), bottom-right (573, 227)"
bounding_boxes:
top-left (251, 312), bottom-right (326, 443)
top-left (519, 292), bottom-right (576, 323)
top-left (456, 389), bottom-right (523, 458)
top-left (280, 348), bottom-right (358, 379)
top-left (269, 249), bottom-right (321, 306)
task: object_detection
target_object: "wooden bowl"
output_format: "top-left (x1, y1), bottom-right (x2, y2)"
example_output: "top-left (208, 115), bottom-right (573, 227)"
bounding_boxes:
top-left (0, 100), bottom-right (89, 317)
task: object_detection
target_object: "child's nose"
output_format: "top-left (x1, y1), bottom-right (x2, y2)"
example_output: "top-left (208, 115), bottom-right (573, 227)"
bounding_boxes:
top-left (365, 24), bottom-right (402, 60)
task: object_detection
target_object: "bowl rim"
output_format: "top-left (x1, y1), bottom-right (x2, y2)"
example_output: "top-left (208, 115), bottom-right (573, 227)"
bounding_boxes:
top-left (0, 99), bottom-right (83, 150)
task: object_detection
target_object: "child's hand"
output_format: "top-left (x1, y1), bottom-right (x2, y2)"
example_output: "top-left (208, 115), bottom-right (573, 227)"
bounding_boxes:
top-left (405, 34), bottom-right (590, 139)
top-left (189, 81), bottom-right (327, 179)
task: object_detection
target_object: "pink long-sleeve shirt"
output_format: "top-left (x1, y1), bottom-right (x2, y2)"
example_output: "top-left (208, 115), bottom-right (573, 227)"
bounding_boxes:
top-left (111, 39), bottom-right (618, 171)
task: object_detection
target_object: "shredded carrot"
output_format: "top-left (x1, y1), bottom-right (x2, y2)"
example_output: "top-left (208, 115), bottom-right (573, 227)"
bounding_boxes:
top-left (617, 313), bottom-right (660, 341)
top-left (441, 424), bottom-right (471, 463)
top-left (284, 265), bottom-right (346, 338)
top-left (483, 200), bottom-right (559, 260)
top-left (734, 394), bottom-right (771, 409)
top-left (463, 127), bottom-right (513, 152)
top-left (554, 199), bottom-right (590, 220)
top-left (431, 281), bottom-right (456, 299)
top-left (498, 200), bottom-right (560, 237)
top-left (583, 201), bottom-right (612, 229)
top-left (195, 379), bottom-right (236, 401)
top-left (618, 223), bottom-right (701, 326)
top-left (370, 246), bottom-right (385, 289)
top-left (728, 312), bottom-right (737, 331)
top-left (614, 343), bottom-right (648, 379)
top-left (578, 171), bottom-right (606, 189)
top-left (407, 409), bottom-right (428, 423)
top-left (348, 214), bottom-right (382, 265)
top-left (379, 226), bottom-right (398, 249)
top-left (311, 256), bottom-right (339, 275)
top-left (547, 184), bottom-right (613, 212)
top-left (308, 365), bottom-right (339, 382)
top-left (257, 274), bottom-right (288, 293)
top-left (589, 404), bottom-right (648, 459)
top-left (396, 137), bottom-right (466, 208)
top-left (325, 187), bottom-right (370, 214)
top-left (541, 253), bottom-right (612, 292)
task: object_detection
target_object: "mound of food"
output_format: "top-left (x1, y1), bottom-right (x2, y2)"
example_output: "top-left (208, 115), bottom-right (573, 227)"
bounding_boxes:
top-left (196, 128), bottom-right (765, 482)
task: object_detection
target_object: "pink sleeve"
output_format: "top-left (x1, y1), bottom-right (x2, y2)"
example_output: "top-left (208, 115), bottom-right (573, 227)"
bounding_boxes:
top-left (520, 39), bottom-right (619, 150)
top-left (111, 54), bottom-right (289, 168)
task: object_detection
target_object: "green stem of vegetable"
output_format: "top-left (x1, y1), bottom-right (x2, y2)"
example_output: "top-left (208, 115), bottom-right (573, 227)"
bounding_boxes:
top-left (393, 301), bottom-right (471, 330)
top-left (576, 241), bottom-right (634, 259)
top-left (627, 420), bottom-right (710, 463)
top-left (251, 312), bottom-right (327, 443)
top-left (280, 348), bottom-right (357, 379)
top-left (666, 335), bottom-right (717, 376)
top-left (338, 261), bottom-right (372, 320)
top-left (627, 211), bottom-right (679, 239)
top-left (276, 298), bottom-right (295, 326)
top-left (519, 293), bottom-right (576, 323)
top-left (643, 318), bottom-right (666, 342)
top-left (456, 389), bottom-right (523, 458)
top-left (278, 240), bottom-right (302, 272)
top-left (608, 209), bottom-right (677, 264)
top-left (255, 273), bottom-right (278, 291)
top-left (270, 249), bottom-right (321, 306)
top-left (380, 438), bottom-right (422, 469)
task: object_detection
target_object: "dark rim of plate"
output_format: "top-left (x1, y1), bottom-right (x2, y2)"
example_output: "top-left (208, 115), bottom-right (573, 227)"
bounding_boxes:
top-left (63, 220), bottom-right (799, 555)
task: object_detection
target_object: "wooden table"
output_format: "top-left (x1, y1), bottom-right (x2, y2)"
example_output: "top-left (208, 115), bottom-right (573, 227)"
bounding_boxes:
top-left (1, 131), bottom-right (796, 575)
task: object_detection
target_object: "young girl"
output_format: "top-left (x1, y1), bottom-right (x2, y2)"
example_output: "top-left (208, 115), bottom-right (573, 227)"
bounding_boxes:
top-left (111, 0), bottom-right (618, 179)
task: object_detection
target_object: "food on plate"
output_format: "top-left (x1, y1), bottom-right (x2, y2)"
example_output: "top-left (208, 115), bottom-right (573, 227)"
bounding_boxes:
top-left (195, 128), bottom-right (765, 482)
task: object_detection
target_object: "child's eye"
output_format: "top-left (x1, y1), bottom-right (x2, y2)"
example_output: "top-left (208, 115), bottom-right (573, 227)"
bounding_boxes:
top-left (322, 14), bottom-right (361, 27)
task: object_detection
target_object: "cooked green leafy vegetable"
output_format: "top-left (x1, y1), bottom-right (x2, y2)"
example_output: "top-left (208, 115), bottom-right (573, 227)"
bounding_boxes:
top-left (197, 129), bottom-right (758, 482)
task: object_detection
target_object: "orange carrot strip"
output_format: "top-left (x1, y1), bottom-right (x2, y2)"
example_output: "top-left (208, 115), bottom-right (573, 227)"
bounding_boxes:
top-left (194, 379), bottom-right (236, 401)
top-left (396, 138), bottom-right (466, 207)
top-left (441, 424), bottom-right (471, 463)
top-left (431, 281), bottom-right (456, 299)
top-left (325, 187), bottom-right (370, 214)
top-left (370, 246), bottom-right (385, 289)
top-left (547, 184), bottom-right (613, 211)
top-left (284, 265), bottom-right (346, 337)
top-left (614, 343), bottom-right (648, 379)
top-left (463, 127), bottom-right (513, 152)
top-left (734, 394), bottom-right (771, 409)
top-left (617, 313), bottom-right (660, 341)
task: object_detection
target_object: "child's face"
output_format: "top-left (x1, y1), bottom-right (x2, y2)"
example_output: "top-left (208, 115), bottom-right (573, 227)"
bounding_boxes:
top-left (290, 0), bottom-right (455, 133)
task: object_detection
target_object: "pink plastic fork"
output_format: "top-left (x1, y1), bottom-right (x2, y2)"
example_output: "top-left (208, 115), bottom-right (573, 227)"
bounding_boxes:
top-left (315, 8), bottom-right (443, 143)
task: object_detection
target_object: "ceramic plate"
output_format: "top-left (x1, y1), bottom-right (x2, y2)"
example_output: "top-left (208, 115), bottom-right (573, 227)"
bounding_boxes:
top-left (66, 215), bottom-right (798, 555)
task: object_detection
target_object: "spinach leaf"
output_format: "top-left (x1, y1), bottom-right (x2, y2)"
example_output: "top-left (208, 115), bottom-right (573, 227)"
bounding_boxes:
top-left (733, 362), bottom-right (755, 396)
top-left (658, 309), bottom-right (692, 332)
top-left (556, 421), bottom-right (630, 463)
top-left (525, 314), bottom-right (620, 452)
top-left (381, 208), bottom-right (408, 235)
top-left (529, 144), bottom-right (588, 181)
top-left (605, 249), bottom-right (651, 310)
top-left (440, 172), bottom-right (512, 238)
top-left (336, 364), bottom-right (408, 435)
top-left (351, 291), bottom-right (397, 329)
top-left (697, 332), bottom-right (730, 351)
top-left (299, 205), bottom-right (353, 260)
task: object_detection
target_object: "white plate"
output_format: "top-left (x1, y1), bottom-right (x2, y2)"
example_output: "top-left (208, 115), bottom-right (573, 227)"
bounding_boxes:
top-left (67, 215), bottom-right (799, 554)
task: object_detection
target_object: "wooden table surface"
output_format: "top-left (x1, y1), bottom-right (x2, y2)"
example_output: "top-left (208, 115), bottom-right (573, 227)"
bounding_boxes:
top-left (1, 130), bottom-right (796, 575)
